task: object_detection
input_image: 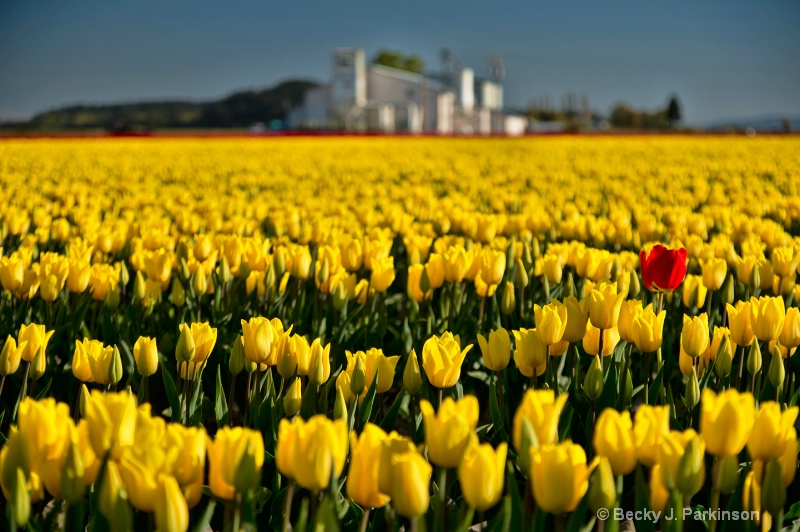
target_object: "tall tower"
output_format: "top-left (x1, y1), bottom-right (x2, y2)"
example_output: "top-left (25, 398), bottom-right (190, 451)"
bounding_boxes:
top-left (330, 48), bottom-right (366, 128)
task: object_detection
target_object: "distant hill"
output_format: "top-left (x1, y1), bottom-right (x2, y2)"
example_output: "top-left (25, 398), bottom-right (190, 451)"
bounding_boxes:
top-left (0, 80), bottom-right (318, 131)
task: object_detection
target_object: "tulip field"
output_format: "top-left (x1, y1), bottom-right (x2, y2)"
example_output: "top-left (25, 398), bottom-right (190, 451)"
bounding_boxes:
top-left (1, 136), bottom-right (800, 532)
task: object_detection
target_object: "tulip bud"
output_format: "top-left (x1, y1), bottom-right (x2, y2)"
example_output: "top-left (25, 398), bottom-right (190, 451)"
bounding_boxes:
top-left (333, 386), bottom-right (348, 420)
top-left (762, 457), bottom-right (787, 517)
top-left (676, 437), bottom-right (705, 497)
top-left (171, 279), bottom-right (186, 306)
top-left (192, 268), bottom-right (208, 296)
top-left (31, 346), bottom-right (46, 381)
top-left (685, 369), bottom-right (700, 411)
top-left (403, 349), bottom-right (421, 394)
top-left (233, 437), bottom-right (263, 493)
top-left (40, 274), bottom-right (60, 302)
top-left (714, 455), bottom-right (740, 495)
top-left (9, 468), bottom-right (31, 527)
top-left (176, 325), bottom-right (196, 364)
top-left (588, 457), bottom-right (616, 512)
top-left (628, 271), bottom-right (641, 299)
top-left (506, 241), bottom-right (516, 271)
top-left (308, 340), bottom-right (329, 387)
top-left (179, 258), bottom-right (191, 281)
top-left (98, 462), bottom-right (132, 532)
top-left (746, 340), bottom-right (762, 377)
top-left (105, 287), bottom-right (120, 310)
top-left (501, 281), bottom-right (516, 315)
top-left (749, 266), bottom-right (760, 295)
top-left (79, 383), bottom-right (90, 418)
top-left (133, 271), bottom-right (146, 301)
top-left (274, 249), bottom-right (287, 280)
top-left (564, 272), bottom-right (575, 299)
top-left (518, 417), bottom-right (536, 473)
top-left (219, 256), bottom-right (232, 283)
top-left (0, 336), bottom-right (22, 376)
top-left (265, 264), bottom-right (277, 295)
top-left (108, 346), bottom-right (123, 385)
top-left (721, 274), bottom-right (735, 306)
top-left (244, 358), bottom-right (257, 374)
top-left (176, 240), bottom-right (189, 265)
top-left (531, 239), bottom-right (541, 260)
top-left (419, 266), bottom-right (431, 296)
top-left (540, 275), bottom-right (550, 304)
top-left (351, 356), bottom-right (367, 397)
top-left (229, 335), bottom-right (245, 376)
top-left (584, 355), bottom-right (604, 401)
top-left (316, 258), bottom-right (330, 287)
top-left (155, 475), bottom-right (189, 532)
top-left (332, 281), bottom-right (348, 310)
top-left (60, 439), bottom-right (86, 504)
top-left (118, 261), bottom-right (130, 287)
top-left (768, 344), bottom-right (785, 390)
top-left (283, 378), bottom-right (302, 416)
top-left (514, 258), bottom-right (529, 288)
top-left (714, 337), bottom-right (733, 379)
top-left (522, 242), bottom-right (534, 271)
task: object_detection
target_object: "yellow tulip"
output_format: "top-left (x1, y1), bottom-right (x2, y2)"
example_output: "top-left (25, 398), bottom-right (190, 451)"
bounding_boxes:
top-left (681, 314), bottom-right (709, 358)
top-left (727, 301), bottom-right (754, 347)
top-left (749, 296), bottom-right (786, 342)
top-left (347, 424), bottom-right (390, 509)
top-left (618, 299), bottom-right (643, 344)
top-left (513, 328), bottom-right (547, 376)
top-left (700, 389), bottom-right (754, 457)
top-left (207, 426), bottom-right (264, 499)
top-left (458, 442), bottom-right (507, 511)
top-left (370, 256), bottom-right (395, 292)
top-left (562, 295), bottom-right (589, 343)
top-left (649, 464), bottom-right (669, 513)
top-left (781, 307), bottom-right (800, 349)
top-left (593, 408), bottom-right (636, 475)
top-left (443, 246), bottom-right (470, 283)
top-left (534, 301), bottom-right (568, 345)
top-left (477, 328), bottom-right (511, 371)
top-left (83, 390), bottom-right (137, 460)
top-left (407, 264), bottom-right (432, 302)
top-left (383, 450), bottom-right (431, 518)
top-left (0, 336), bottom-right (25, 376)
top-left (421, 332), bottom-right (472, 388)
top-left (276, 415), bottom-right (348, 492)
top-left (180, 322), bottom-right (218, 364)
top-left (420, 396), bottom-right (479, 469)
top-left (155, 475), bottom-right (189, 532)
top-left (631, 304), bottom-right (666, 353)
top-left (542, 254), bottom-right (564, 284)
top-left (480, 249), bottom-right (506, 286)
top-left (771, 246), bottom-right (800, 278)
top-left (633, 405), bottom-right (670, 467)
top-left (308, 338), bottom-right (331, 386)
top-left (700, 257), bottom-right (727, 291)
top-left (659, 429), bottom-right (706, 496)
top-left (583, 324), bottom-right (620, 357)
top-left (240, 317), bottom-right (274, 365)
top-left (17, 323), bottom-right (54, 364)
top-left (530, 441), bottom-right (593, 514)
top-left (747, 402), bottom-right (798, 462)
top-left (133, 336), bottom-right (158, 377)
top-left (682, 275), bottom-right (707, 310)
top-left (512, 389), bottom-right (568, 451)
top-left (587, 281), bottom-right (625, 329)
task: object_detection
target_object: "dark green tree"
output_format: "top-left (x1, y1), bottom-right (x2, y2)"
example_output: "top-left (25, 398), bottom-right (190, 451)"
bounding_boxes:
top-left (667, 95), bottom-right (681, 128)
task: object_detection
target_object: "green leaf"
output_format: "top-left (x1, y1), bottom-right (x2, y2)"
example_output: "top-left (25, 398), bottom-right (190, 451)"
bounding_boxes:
top-left (489, 379), bottom-right (504, 433)
top-left (191, 500), bottom-right (216, 532)
top-left (294, 498), bottom-right (309, 532)
top-left (558, 402), bottom-right (574, 442)
top-left (596, 359), bottom-right (618, 413)
top-left (215, 366), bottom-right (228, 428)
top-left (34, 378), bottom-right (52, 400)
top-left (313, 497), bottom-right (341, 532)
top-left (161, 366), bottom-right (182, 422)
top-left (648, 363), bottom-right (664, 406)
top-left (505, 462), bottom-right (523, 532)
top-left (379, 390), bottom-right (406, 433)
top-left (488, 496), bottom-right (512, 532)
top-left (359, 369), bottom-right (379, 429)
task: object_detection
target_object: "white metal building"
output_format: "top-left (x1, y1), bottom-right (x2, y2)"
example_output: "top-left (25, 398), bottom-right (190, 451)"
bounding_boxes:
top-left (287, 48), bottom-right (528, 135)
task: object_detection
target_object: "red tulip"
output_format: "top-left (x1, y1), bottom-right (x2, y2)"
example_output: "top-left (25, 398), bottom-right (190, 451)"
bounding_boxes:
top-left (640, 245), bottom-right (687, 293)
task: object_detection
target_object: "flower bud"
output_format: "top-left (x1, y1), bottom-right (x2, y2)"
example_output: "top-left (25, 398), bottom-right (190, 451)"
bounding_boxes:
top-left (762, 457), bottom-right (787, 517)
top-left (714, 455), bottom-right (740, 495)
top-left (749, 266), bottom-right (761, 295)
top-left (60, 439), bottom-right (86, 504)
top-left (514, 258), bottom-right (529, 289)
top-left (403, 349), bottom-right (421, 394)
top-left (171, 279), bottom-right (186, 306)
top-left (714, 337), bottom-right (733, 379)
top-left (501, 281), bottom-right (516, 315)
top-left (746, 340), bottom-right (762, 377)
top-left (350, 356), bottom-right (367, 397)
top-left (628, 271), bottom-right (641, 299)
top-left (517, 417), bottom-right (536, 473)
top-left (108, 346), bottom-right (123, 385)
top-left (308, 339), bottom-right (331, 387)
top-left (229, 335), bottom-right (245, 376)
top-left (564, 272), bottom-right (575, 299)
top-left (676, 436), bottom-right (705, 497)
top-left (118, 261), bottom-right (130, 288)
top-left (133, 271), bottom-right (147, 301)
top-left (283, 378), bottom-right (302, 416)
top-left (316, 258), bottom-right (330, 287)
top-left (9, 468), bottom-right (31, 527)
top-left (0, 336), bottom-right (23, 376)
top-left (233, 437), bottom-right (263, 493)
top-left (180, 258), bottom-right (191, 281)
top-left (192, 267), bottom-right (208, 296)
top-left (419, 266), bottom-right (431, 296)
top-left (333, 386), bottom-right (348, 420)
top-left (768, 344), bottom-right (785, 390)
top-left (721, 274), bottom-right (735, 306)
top-left (79, 383), bottom-right (90, 418)
top-left (31, 346), bottom-right (46, 381)
top-left (332, 281), bottom-right (348, 311)
top-left (175, 240), bottom-right (189, 264)
top-left (98, 462), bottom-right (132, 532)
top-left (105, 287), bottom-right (120, 310)
top-left (540, 275), bottom-right (550, 304)
top-left (588, 457), bottom-right (616, 512)
top-left (219, 256), bottom-right (232, 283)
top-left (176, 325), bottom-right (196, 364)
top-left (584, 355), bottom-right (604, 401)
top-left (685, 369), bottom-right (700, 411)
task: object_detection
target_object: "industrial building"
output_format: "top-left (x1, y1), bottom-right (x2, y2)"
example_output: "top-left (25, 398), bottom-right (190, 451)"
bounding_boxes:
top-left (287, 48), bottom-right (528, 135)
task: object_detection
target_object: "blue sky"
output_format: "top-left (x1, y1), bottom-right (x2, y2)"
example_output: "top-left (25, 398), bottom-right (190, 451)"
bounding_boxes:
top-left (1, 0), bottom-right (798, 124)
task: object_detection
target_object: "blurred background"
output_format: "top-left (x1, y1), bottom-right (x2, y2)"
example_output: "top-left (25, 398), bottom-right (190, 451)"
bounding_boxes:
top-left (1, 0), bottom-right (798, 134)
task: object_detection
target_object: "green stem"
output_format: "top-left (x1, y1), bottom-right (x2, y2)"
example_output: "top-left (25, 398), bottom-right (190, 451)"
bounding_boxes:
top-left (359, 507), bottom-right (371, 532)
top-left (282, 481), bottom-right (295, 532)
